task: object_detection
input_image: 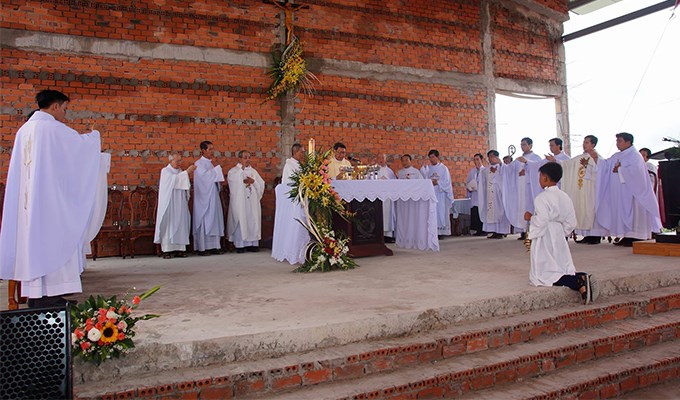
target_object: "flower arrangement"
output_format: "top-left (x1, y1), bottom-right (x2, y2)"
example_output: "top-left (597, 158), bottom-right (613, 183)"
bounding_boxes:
top-left (71, 286), bottom-right (160, 365)
top-left (289, 149), bottom-right (357, 272)
top-left (265, 36), bottom-right (319, 101)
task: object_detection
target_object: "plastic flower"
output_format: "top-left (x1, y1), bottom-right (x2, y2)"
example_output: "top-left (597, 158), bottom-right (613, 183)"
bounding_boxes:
top-left (106, 310), bottom-right (119, 320)
top-left (80, 341), bottom-right (91, 351)
top-left (87, 328), bottom-right (102, 342)
top-left (100, 321), bottom-right (119, 344)
top-left (132, 296), bottom-right (141, 305)
top-left (117, 320), bottom-right (128, 332)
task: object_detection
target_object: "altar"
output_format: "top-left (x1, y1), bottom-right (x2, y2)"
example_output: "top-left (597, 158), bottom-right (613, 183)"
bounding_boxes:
top-left (332, 180), bottom-right (439, 257)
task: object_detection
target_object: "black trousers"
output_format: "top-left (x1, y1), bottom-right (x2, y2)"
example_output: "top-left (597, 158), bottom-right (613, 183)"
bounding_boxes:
top-left (553, 272), bottom-right (587, 291)
top-left (470, 206), bottom-right (483, 232)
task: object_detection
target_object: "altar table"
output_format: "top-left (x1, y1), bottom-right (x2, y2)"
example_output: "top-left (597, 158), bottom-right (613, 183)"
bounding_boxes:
top-left (332, 180), bottom-right (439, 254)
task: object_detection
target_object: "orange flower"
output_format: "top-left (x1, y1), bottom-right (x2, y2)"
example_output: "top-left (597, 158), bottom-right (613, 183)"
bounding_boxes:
top-left (74, 328), bottom-right (85, 339)
top-left (132, 296), bottom-right (141, 305)
top-left (80, 341), bottom-right (91, 351)
top-left (117, 332), bottom-right (125, 341)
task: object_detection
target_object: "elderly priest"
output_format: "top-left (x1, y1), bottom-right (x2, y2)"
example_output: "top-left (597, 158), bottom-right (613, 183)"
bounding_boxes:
top-left (227, 150), bottom-right (265, 253)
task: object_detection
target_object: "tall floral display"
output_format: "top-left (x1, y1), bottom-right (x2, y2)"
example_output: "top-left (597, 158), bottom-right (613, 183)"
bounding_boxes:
top-left (265, 37), bottom-right (318, 101)
top-left (289, 149), bottom-right (357, 272)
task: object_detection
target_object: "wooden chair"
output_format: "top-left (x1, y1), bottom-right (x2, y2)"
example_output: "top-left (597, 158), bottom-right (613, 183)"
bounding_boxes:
top-left (219, 184), bottom-right (235, 252)
top-left (1, 183), bottom-right (27, 310)
top-left (92, 188), bottom-right (128, 260)
top-left (128, 187), bottom-right (158, 258)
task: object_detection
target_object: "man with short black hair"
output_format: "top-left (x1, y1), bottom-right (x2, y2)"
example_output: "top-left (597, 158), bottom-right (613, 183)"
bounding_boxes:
top-left (328, 142), bottom-right (352, 180)
top-left (0, 89), bottom-right (106, 308)
top-left (477, 150), bottom-right (511, 239)
top-left (598, 133), bottom-right (661, 246)
top-left (505, 137), bottom-right (542, 240)
top-left (466, 153), bottom-right (486, 236)
top-left (193, 141), bottom-right (225, 255)
top-left (549, 138), bottom-right (570, 161)
top-left (420, 149), bottom-right (455, 236)
top-left (397, 154), bottom-right (423, 179)
top-left (639, 147), bottom-right (658, 195)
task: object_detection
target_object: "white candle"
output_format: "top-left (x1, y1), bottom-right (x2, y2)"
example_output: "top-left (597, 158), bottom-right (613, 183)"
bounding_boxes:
top-left (308, 138), bottom-right (315, 155)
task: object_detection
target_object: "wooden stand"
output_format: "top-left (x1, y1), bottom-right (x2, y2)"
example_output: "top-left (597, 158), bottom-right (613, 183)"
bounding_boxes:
top-left (632, 239), bottom-right (680, 257)
top-left (333, 199), bottom-right (393, 258)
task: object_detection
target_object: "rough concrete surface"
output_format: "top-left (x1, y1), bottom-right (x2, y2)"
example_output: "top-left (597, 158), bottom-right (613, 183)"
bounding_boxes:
top-left (2, 234), bottom-right (679, 382)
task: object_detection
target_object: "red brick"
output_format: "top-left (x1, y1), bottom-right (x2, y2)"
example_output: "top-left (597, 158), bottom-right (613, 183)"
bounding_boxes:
top-left (619, 376), bottom-right (639, 393)
top-left (580, 389), bottom-right (599, 399)
top-left (396, 353), bottom-right (419, 367)
top-left (443, 341), bottom-right (466, 358)
top-left (466, 337), bottom-right (488, 352)
top-left (334, 364), bottom-right (365, 380)
top-left (272, 375), bottom-right (302, 391)
top-left (417, 348), bottom-right (442, 363)
top-left (600, 383), bottom-right (619, 398)
top-left (494, 368), bottom-right (517, 384)
top-left (416, 387), bottom-right (444, 398)
top-left (517, 361), bottom-right (540, 378)
top-left (199, 386), bottom-right (233, 399)
top-left (576, 347), bottom-right (595, 362)
top-left (555, 352), bottom-right (577, 369)
top-left (302, 368), bottom-right (331, 385)
top-left (470, 373), bottom-right (494, 390)
top-left (639, 372), bottom-right (659, 387)
top-left (595, 343), bottom-right (612, 357)
top-left (613, 308), bottom-right (631, 320)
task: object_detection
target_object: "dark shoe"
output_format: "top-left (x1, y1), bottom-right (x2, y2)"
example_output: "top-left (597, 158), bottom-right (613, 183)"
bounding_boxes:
top-left (196, 251), bottom-right (210, 256)
top-left (174, 252), bottom-right (188, 258)
top-left (488, 233), bottom-right (504, 239)
top-left (614, 238), bottom-right (635, 247)
top-left (246, 246), bottom-right (260, 253)
top-left (517, 233), bottom-right (526, 241)
top-left (474, 231), bottom-right (487, 236)
top-left (384, 236), bottom-right (396, 243)
top-left (210, 248), bottom-right (224, 255)
top-left (236, 248), bottom-right (246, 254)
top-left (162, 253), bottom-right (173, 259)
top-left (576, 236), bottom-right (601, 245)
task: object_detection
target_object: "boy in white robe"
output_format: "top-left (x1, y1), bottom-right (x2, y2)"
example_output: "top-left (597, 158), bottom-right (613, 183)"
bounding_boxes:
top-left (397, 154), bottom-right (423, 179)
top-left (192, 141), bottom-right (225, 255)
top-left (227, 150), bottom-right (265, 253)
top-left (420, 149), bottom-right (455, 236)
top-left (0, 90), bottom-right (104, 308)
top-left (154, 153), bottom-right (196, 258)
top-left (596, 133), bottom-right (662, 247)
top-left (272, 144), bottom-right (309, 264)
top-left (524, 162), bottom-right (599, 304)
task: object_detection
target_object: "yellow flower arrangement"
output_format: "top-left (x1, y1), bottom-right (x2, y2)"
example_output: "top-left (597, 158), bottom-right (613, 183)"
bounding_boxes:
top-left (265, 37), bottom-right (319, 101)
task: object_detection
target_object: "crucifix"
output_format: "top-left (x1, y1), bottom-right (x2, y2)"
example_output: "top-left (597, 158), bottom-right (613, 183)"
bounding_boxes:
top-left (265, 0), bottom-right (310, 45)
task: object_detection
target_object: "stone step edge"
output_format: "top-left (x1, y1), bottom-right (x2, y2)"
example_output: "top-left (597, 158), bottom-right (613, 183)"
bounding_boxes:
top-left (262, 320), bottom-right (680, 400)
top-left (75, 299), bottom-right (680, 400)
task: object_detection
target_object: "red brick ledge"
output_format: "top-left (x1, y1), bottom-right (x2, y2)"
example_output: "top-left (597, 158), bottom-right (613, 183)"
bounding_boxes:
top-left (75, 292), bottom-right (680, 400)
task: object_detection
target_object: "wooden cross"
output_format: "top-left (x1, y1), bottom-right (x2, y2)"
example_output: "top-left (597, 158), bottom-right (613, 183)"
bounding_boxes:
top-left (265, 0), bottom-right (310, 45)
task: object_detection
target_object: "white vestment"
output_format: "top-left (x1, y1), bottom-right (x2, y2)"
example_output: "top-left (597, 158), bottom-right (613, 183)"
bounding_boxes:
top-left (465, 166), bottom-right (484, 208)
top-left (0, 111), bottom-right (105, 298)
top-left (272, 158), bottom-right (309, 265)
top-left (327, 157), bottom-right (351, 180)
top-left (503, 152), bottom-right (542, 231)
top-left (227, 164), bottom-right (265, 247)
top-left (529, 186), bottom-right (577, 287)
top-left (376, 166), bottom-right (397, 237)
top-left (559, 152), bottom-right (609, 237)
top-left (646, 161), bottom-right (659, 196)
top-left (397, 166), bottom-right (423, 180)
top-left (192, 156), bottom-right (224, 251)
top-left (526, 152), bottom-right (570, 197)
top-left (597, 146), bottom-right (662, 239)
top-left (420, 163), bottom-right (455, 235)
top-left (154, 165), bottom-right (191, 252)
top-left (477, 164), bottom-right (511, 234)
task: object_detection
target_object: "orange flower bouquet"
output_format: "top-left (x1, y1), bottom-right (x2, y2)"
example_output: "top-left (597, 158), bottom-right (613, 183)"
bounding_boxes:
top-left (70, 286), bottom-right (160, 365)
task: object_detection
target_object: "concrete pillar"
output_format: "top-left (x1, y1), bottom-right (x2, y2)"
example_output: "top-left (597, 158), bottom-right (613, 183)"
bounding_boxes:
top-left (481, 0), bottom-right (497, 150)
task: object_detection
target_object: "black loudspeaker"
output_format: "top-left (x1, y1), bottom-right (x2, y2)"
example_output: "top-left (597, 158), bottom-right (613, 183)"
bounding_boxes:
top-left (660, 160), bottom-right (680, 229)
top-left (0, 306), bottom-right (73, 400)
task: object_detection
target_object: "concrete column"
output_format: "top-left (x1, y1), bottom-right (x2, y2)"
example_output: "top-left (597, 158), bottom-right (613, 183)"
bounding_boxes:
top-left (481, 0), bottom-right (497, 150)
top-left (555, 31), bottom-right (571, 155)
top-left (278, 91), bottom-right (298, 171)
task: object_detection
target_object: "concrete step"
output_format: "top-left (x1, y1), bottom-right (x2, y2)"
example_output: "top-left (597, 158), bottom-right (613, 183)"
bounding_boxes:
top-left (464, 340), bottom-right (680, 399)
top-left (74, 287), bottom-right (680, 400)
top-left (245, 309), bottom-right (680, 399)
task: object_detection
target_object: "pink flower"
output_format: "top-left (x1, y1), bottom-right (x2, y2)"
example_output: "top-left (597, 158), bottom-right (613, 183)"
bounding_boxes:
top-left (80, 341), bottom-right (91, 351)
top-left (132, 296), bottom-right (141, 305)
top-left (74, 328), bottom-right (85, 339)
top-left (117, 332), bottom-right (125, 340)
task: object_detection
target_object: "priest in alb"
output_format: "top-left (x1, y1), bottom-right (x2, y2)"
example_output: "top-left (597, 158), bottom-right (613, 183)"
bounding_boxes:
top-left (477, 150), bottom-right (511, 239)
top-left (503, 137), bottom-right (542, 237)
top-left (522, 137), bottom-right (570, 198)
top-left (0, 90), bottom-right (106, 308)
top-left (420, 149), bottom-right (455, 236)
top-left (227, 150), bottom-right (265, 253)
top-left (193, 141), bottom-right (225, 255)
top-left (548, 135), bottom-right (608, 245)
top-left (397, 154), bottom-right (423, 179)
top-left (327, 142), bottom-right (352, 180)
top-left (154, 152), bottom-right (196, 258)
top-left (465, 153), bottom-right (485, 236)
top-left (272, 143), bottom-right (309, 264)
top-left (596, 132), bottom-right (662, 247)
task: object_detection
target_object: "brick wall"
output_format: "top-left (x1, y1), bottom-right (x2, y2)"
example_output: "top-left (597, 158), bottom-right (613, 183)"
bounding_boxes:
top-left (0, 0), bottom-right (568, 255)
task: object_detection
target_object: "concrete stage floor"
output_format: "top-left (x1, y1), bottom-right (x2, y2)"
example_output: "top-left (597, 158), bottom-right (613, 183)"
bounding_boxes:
top-left (3, 234), bottom-right (680, 382)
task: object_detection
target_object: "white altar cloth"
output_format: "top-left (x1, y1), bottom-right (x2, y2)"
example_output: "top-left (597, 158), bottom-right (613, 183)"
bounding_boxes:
top-left (332, 180), bottom-right (439, 252)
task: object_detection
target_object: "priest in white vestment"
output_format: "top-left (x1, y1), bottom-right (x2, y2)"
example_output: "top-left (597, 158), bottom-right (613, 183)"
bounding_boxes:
top-left (597, 133), bottom-right (662, 246)
top-left (227, 150), bottom-right (265, 253)
top-left (503, 137), bottom-right (542, 237)
top-left (374, 154), bottom-right (397, 241)
top-left (0, 90), bottom-right (105, 307)
top-left (154, 153), bottom-right (196, 258)
top-left (522, 137), bottom-right (570, 200)
top-left (272, 144), bottom-right (309, 264)
top-left (397, 154), bottom-right (423, 179)
top-left (420, 149), bottom-right (455, 236)
top-left (465, 153), bottom-right (485, 235)
top-left (640, 147), bottom-right (659, 196)
top-left (327, 142), bottom-right (352, 180)
top-left (192, 141), bottom-right (225, 255)
top-left (549, 135), bottom-right (608, 244)
top-left (477, 151), bottom-right (511, 238)
top-left (525, 162), bottom-right (596, 304)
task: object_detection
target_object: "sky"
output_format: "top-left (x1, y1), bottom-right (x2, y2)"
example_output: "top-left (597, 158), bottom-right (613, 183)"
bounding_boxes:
top-left (496, 0), bottom-right (680, 159)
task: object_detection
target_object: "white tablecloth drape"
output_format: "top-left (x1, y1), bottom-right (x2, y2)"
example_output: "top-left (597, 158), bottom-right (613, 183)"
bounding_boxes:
top-left (451, 198), bottom-right (472, 218)
top-left (332, 180), bottom-right (439, 252)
